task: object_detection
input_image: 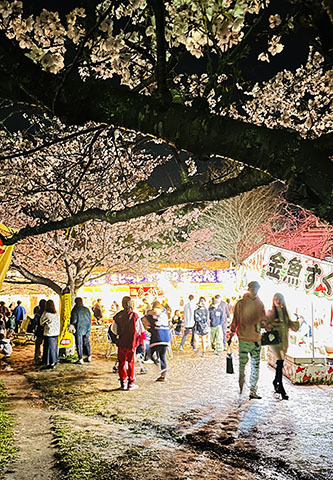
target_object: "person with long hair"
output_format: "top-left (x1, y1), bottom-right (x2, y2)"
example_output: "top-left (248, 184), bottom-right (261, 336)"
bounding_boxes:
top-left (266, 293), bottom-right (300, 400)
top-left (40, 299), bottom-right (60, 369)
top-left (112, 296), bottom-right (144, 390)
top-left (143, 300), bottom-right (170, 382)
top-left (32, 298), bottom-right (47, 363)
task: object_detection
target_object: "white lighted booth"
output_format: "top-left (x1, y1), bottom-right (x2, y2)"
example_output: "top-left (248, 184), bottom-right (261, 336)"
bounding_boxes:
top-left (241, 244), bottom-right (333, 384)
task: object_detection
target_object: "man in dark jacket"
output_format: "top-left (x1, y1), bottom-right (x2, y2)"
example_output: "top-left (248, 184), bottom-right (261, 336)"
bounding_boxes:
top-left (70, 297), bottom-right (92, 364)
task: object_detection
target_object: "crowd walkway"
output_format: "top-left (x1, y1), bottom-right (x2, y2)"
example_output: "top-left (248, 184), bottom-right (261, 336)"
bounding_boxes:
top-left (0, 344), bottom-right (332, 480)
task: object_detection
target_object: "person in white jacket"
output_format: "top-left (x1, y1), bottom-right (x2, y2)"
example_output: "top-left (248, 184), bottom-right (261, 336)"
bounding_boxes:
top-left (40, 299), bottom-right (60, 369)
top-left (0, 330), bottom-right (12, 358)
top-left (179, 295), bottom-right (196, 351)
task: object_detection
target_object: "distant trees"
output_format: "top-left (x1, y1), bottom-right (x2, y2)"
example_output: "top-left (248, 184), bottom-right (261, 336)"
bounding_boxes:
top-left (190, 185), bottom-right (333, 265)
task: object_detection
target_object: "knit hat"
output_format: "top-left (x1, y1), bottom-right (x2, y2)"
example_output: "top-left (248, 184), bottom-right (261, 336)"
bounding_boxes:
top-left (248, 281), bottom-right (260, 289)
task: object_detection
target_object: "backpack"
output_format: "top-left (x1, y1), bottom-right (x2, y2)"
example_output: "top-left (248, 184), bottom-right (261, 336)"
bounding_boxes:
top-left (107, 325), bottom-right (118, 344)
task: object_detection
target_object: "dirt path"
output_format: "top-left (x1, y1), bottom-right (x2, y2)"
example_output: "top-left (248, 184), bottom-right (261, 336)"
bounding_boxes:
top-left (2, 374), bottom-right (60, 480)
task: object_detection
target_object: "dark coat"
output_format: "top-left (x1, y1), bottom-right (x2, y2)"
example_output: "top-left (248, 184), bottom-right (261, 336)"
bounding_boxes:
top-left (70, 305), bottom-right (92, 336)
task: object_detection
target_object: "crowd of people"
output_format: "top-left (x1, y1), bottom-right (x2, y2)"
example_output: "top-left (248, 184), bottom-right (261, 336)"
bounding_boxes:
top-left (103, 285), bottom-right (300, 399)
top-left (0, 284), bottom-right (301, 401)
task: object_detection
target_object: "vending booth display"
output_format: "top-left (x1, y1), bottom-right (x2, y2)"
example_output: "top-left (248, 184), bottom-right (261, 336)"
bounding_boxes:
top-left (242, 244), bottom-right (333, 384)
top-left (81, 265), bottom-right (237, 317)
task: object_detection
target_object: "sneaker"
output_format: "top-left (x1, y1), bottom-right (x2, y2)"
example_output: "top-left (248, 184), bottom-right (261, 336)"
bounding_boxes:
top-left (143, 359), bottom-right (154, 364)
top-left (87, 356), bottom-right (92, 362)
top-left (156, 376), bottom-right (166, 382)
top-left (120, 381), bottom-right (127, 391)
top-left (249, 392), bottom-right (262, 400)
top-left (128, 383), bottom-right (139, 391)
top-left (140, 367), bottom-right (147, 374)
top-left (179, 346), bottom-right (184, 351)
top-left (77, 358), bottom-right (84, 365)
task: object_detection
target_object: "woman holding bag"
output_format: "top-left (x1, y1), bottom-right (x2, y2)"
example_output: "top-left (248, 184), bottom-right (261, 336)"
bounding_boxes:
top-left (266, 293), bottom-right (299, 400)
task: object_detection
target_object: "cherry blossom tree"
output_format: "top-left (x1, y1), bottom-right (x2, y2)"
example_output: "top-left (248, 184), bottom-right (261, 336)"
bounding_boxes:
top-left (4, 208), bottom-right (205, 298)
top-left (0, 0), bottom-right (331, 248)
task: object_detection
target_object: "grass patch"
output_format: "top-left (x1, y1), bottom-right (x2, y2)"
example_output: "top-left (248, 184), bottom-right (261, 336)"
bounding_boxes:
top-left (52, 415), bottom-right (161, 480)
top-left (26, 371), bottom-right (120, 417)
top-left (0, 382), bottom-right (17, 479)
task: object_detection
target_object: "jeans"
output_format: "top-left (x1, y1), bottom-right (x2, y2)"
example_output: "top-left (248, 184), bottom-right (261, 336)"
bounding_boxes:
top-left (34, 336), bottom-right (43, 360)
top-left (151, 345), bottom-right (168, 374)
top-left (75, 333), bottom-right (91, 359)
top-left (238, 340), bottom-right (261, 393)
top-left (180, 327), bottom-right (194, 349)
top-left (42, 336), bottom-right (59, 366)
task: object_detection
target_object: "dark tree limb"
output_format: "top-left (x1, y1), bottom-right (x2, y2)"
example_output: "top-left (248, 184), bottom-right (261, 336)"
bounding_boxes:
top-left (147, 0), bottom-right (170, 99)
top-left (11, 263), bottom-right (62, 295)
top-left (0, 30), bottom-right (332, 229)
top-left (0, 168), bottom-right (272, 245)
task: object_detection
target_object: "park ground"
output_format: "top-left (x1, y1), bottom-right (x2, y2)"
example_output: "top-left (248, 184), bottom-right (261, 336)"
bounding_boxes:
top-left (0, 339), bottom-right (332, 480)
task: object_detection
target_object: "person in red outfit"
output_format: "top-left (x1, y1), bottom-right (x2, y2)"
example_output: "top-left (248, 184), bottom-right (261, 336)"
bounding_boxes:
top-left (111, 296), bottom-right (144, 391)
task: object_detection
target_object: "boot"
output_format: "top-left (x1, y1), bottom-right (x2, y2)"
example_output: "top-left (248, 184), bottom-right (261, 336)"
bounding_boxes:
top-left (275, 360), bottom-right (288, 400)
top-left (273, 360), bottom-right (282, 393)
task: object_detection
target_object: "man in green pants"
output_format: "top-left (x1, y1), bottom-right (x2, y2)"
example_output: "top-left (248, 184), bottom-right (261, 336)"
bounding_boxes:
top-left (229, 281), bottom-right (266, 399)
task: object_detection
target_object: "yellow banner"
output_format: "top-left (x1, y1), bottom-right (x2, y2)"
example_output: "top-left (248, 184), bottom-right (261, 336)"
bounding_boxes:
top-left (58, 292), bottom-right (74, 348)
top-left (0, 224), bottom-right (16, 290)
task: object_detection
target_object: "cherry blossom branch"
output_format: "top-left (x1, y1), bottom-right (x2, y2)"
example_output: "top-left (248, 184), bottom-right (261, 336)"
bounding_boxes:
top-left (0, 167), bottom-right (272, 245)
top-left (0, 125), bottom-right (106, 162)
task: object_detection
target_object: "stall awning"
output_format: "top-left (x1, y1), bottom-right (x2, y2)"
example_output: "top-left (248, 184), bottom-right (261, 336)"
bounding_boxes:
top-left (158, 260), bottom-right (231, 270)
top-left (243, 243), bottom-right (333, 301)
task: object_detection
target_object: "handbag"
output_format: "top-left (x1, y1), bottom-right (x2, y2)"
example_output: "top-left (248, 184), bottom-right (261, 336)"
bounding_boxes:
top-left (261, 330), bottom-right (281, 345)
top-left (226, 343), bottom-right (234, 374)
top-left (226, 353), bottom-right (234, 374)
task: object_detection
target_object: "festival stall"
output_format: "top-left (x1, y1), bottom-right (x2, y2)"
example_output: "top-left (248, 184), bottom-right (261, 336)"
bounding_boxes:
top-left (241, 244), bottom-right (333, 384)
top-left (80, 261), bottom-right (237, 318)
